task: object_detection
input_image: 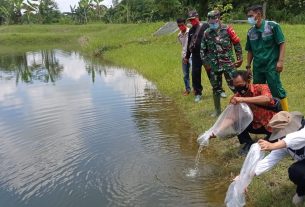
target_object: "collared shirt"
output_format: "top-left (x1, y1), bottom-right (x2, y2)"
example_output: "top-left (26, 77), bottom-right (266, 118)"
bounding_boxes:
top-left (255, 127), bottom-right (305, 176)
top-left (235, 84), bottom-right (276, 131)
top-left (178, 28), bottom-right (189, 59)
top-left (245, 20), bottom-right (285, 71)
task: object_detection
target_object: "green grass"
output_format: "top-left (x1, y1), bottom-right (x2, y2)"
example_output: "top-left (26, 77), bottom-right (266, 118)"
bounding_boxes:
top-left (1, 23), bottom-right (304, 206)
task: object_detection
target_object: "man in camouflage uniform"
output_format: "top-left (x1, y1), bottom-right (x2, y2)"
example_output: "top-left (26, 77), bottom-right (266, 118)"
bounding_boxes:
top-left (200, 10), bottom-right (243, 116)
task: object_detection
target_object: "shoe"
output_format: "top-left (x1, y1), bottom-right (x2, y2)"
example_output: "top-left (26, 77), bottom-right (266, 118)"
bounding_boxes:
top-left (238, 142), bottom-right (253, 156)
top-left (194, 95), bottom-right (202, 102)
top-left (183, 90), bottom-right (190, 96)
top-left (220, 91), bottom-right (227, 98)
top-left (292, 194), bottom-right (305, 206)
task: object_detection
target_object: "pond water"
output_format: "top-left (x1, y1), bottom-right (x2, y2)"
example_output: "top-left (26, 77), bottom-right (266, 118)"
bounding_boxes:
top-left (0, 50), bottom-right (224, 207)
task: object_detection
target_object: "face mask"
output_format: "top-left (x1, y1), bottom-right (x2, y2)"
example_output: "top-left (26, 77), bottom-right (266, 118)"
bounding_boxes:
top-left (178, 25), bottom-right (187, 32)
top-left (209, 23), bottom-right (219, 30)
top-left (190, 19), bottom-right (199, 26)
top-left (247, 17), bottom-right (257, 26)
top-left (235, 84), bottom-right (249, 95)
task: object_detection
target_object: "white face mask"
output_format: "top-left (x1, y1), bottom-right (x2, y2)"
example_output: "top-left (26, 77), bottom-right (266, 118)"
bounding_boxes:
top-left (247, 17), bottom-right (257, 26)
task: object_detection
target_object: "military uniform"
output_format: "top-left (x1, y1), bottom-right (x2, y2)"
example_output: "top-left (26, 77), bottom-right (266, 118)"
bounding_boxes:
top-left (201, 24), bottom-right (242, 95)
top-left (200, 10), bottom-right (243, 116)
top-left (246, 20), bottom-right (287, 100)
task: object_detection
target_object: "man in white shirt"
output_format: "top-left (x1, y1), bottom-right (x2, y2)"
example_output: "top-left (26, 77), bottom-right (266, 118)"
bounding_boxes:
top-left (255, 111), bottom-right (305, 206)
top-left (177, 18), bottom-right (191, 96)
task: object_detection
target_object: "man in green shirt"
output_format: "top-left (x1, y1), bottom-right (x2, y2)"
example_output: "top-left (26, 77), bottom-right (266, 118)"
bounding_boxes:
top-left (245, 5), bottom-right (289, 111)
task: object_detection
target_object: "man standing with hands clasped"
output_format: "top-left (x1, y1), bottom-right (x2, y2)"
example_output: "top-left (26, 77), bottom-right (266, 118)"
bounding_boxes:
top-left (245, 5), bottom-right (289, 111)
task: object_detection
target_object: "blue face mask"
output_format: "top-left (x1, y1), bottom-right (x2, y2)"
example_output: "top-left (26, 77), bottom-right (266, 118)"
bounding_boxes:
top-left (209, 23), bottom-right (219, 30)
top-left (247, 17), bottom-right (257, 26)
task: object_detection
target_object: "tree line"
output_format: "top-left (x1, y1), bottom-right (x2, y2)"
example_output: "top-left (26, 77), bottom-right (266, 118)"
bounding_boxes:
top-left (1, 0), bottom-right (305, 25)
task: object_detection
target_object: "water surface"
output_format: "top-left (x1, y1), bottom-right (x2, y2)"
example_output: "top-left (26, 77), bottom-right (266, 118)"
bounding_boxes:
top-left (0, 50), bottom-right (224, 207)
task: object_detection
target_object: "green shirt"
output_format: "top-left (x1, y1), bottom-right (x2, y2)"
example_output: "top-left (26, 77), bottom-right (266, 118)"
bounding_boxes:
top-left (245, 20), bottom-right (285, 71)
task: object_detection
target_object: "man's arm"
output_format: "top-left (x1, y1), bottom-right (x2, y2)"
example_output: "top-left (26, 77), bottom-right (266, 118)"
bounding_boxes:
top-left (273, 22), bottom-right (286, 73)
top-left (277, 42), bottom-right (285, 72)
top-left (231, 95), bottom-right (271, 105)
top-left (184, 30), bottom-right (192, 62)
top-left (258, 139), bottom-right (287, 151)
top-left (245, 34), bottom-right (253, 73)
top-left (247, 51), bottom-right (253, 69)
top-left (227, 26), bottom-right (243, 68)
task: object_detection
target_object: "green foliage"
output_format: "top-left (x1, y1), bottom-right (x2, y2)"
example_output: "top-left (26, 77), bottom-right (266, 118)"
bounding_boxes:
top-left (210, 3), bottom-right (233, 23)
top-left (0, 0), bottom-right (60, 24)
top-left (2, 0), bottom-right (305, 25)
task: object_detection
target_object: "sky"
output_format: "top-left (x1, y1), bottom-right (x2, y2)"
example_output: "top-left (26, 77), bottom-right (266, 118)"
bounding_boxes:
top-left (55, 0), bottom-right (113, 12)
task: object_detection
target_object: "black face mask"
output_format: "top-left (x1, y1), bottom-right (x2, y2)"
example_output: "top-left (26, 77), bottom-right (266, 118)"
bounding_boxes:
top-left (235, 84), bottom-right (249, 95)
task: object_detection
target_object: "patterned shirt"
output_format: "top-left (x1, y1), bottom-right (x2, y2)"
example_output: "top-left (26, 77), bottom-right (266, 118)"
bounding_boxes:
top-left (235, 84), bottom-right (276, 131)
top-left (200, 24), bottom-right (242, 71)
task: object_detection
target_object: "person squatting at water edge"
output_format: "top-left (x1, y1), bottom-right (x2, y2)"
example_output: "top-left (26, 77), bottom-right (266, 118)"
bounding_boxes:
top-left (183, 10), bottom-right (210, 103)
top-left (177, 18), bottom-right (191, 96)
top-left (242, 111), bottom-right (305, 206)
top-left (205, 70), bottom-right (280, 155)
top-left (230, 70), bottom-right (281, 155)
top-left (200, 10), bottom-right (243, 117)
top-left (245, 5), bottom-right (289, 111)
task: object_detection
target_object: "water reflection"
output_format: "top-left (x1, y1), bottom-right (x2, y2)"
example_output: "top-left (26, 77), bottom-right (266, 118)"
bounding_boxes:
top-left (0, 50), bottom-right (63, 84)
top-left (0, 50), bottom-right (222, 207)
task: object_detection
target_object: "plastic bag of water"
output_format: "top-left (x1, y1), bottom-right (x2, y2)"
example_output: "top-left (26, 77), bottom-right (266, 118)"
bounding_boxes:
top-left (224, 143), bottom-right (265, 207)
top-left (197, 103), bottom-right (253, 146)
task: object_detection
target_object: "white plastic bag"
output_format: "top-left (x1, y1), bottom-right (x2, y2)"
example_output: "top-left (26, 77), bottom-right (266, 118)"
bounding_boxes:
top-left (197, 103), bottom-right (253, 146)
top-left (224, 143), bottom-right (265, 207)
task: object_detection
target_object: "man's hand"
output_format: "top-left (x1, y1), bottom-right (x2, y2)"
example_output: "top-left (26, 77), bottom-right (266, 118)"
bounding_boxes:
top-left (276, 60), bottom-right (284, 72)
top-left (230, 96), bottom-right (244, 105)
top-left (183, 58), bottom-right (189, 64)
top-left (258, 139), bottom-right (273, 151)
top-left (234, 59), bottom-right (243, 68)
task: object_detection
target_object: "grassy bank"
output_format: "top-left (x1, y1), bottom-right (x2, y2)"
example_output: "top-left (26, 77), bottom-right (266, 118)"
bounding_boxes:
top-left (1, 23), bottom-right (305, 206)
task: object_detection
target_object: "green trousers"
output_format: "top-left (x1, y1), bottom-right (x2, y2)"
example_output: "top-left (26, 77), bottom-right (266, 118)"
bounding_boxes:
top-left (253, 69), bottom-right (287, 99)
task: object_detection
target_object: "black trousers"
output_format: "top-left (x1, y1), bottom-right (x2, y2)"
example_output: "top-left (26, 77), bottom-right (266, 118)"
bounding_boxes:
top-left (191, 55), bottom-right (203, 96)
top-left (237, 124), bottom-right (271, 144)
top-left (289, 159), bottom-right (305, 196)
top-left (191, 55), bottom-right (212, 96)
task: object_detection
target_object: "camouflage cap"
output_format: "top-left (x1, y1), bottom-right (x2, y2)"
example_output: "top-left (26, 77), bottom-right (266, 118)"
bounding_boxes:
top-left (187, 10), bottom-right (199, 20)
top-left (207, 10), bottom-right (220, 19)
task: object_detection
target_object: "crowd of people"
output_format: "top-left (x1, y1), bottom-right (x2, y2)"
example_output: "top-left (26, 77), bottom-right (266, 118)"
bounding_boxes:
top-left (177, 5), bottom-right (305, 206)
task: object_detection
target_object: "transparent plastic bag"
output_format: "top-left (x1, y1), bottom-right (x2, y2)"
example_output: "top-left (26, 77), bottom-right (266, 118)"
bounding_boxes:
top-left (197, 103), bottom-right (253, 146)
top-left (224, 143), bottom-right (265, 207)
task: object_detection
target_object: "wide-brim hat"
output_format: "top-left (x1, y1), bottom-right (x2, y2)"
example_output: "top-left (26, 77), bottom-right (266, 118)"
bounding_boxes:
top-left (268, 111), bottom-right (304, 141)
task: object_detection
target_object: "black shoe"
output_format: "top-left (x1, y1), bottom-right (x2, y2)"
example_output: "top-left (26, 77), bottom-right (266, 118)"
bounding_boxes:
top-left (238, 142), bottom-right (254, 156)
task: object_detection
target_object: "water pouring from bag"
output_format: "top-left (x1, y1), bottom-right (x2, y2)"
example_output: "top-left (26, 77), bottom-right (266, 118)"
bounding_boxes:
top-left (187, 103), bottom-right (254, 178)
